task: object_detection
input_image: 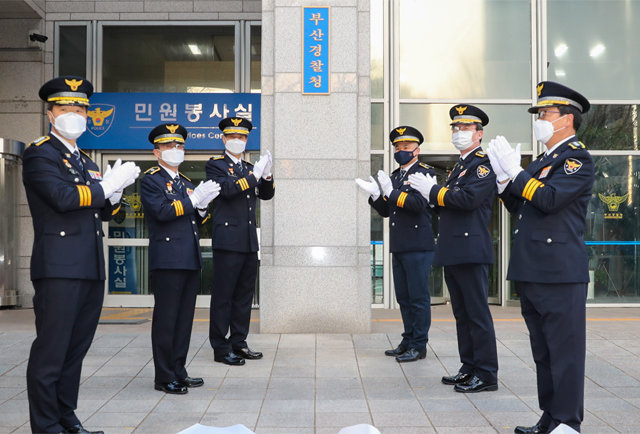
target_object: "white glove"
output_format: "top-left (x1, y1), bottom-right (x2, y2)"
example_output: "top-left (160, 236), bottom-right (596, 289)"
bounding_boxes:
top-left (377, 170), bottom-right (393, 197)
top-left (355, 176), bottom-right (381, 200)
top-left (253, 154), bottom-right (269, 180)
top-left (492, 135), bottom-right (522, 179)
top-left (100, 161), bottom-right (140, 198)
top-left (192, 180), bottom-right (221, 209)
top-left (103, 160), bottom-right (122, 205)
top-left (262, 150), bottom-right (273, 179)
top-left (485, 140), bottom-right (509, 184)
top-left (408, 172), bottom-right (437, 200)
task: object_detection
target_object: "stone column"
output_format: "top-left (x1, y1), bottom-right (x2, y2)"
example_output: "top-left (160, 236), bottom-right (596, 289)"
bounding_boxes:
top-left (259, 0), bottom-right (371, 333)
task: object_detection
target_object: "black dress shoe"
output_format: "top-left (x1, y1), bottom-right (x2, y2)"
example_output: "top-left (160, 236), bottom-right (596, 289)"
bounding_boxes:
top-left (454, 375), bottom-right (498, 393)
top-left (395, 348), bottom-right (426, 363)
top-left (514, 422), bottom-right (549, 434)
top-left (442, 372), bottom-right (473, 385)
top-left (154, 380), bottom-right (188, 394)
top-left (64, 424), bottom-right (104, 434)
top-left (214, 352), bottom-right (246, 365)
top-left (234, 347), bottom-right (263, 359)
top-left (179, 376), bottom-right (204, 387)
top-left (384, 344), bottom-right (408, 357)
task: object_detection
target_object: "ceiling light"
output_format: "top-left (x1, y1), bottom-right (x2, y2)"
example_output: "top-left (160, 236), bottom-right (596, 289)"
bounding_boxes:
top-left (554, 43), bottom-right (568, 58)
top-left (188, 44), bottom-right (202, 55)
top-left (590, 43), bottom-right (606, 58)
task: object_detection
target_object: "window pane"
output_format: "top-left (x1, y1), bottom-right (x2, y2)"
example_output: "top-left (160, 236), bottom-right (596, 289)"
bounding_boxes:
top-left (548, 1), bottom-right (640, 99)
top-left (370, 0), bottom-right (384, 99)
top-left (398, 0), bottom-right (531, 99)
top-left (399, 104), bottom-right (533, 152)
top-left (371, 103), bottom-right (384, 150)
top-left (250, 25), bottom-right (261, 93)
top-left (580, 105), bottom-right (640, 151)
top-left (585, 155), bottom-right (640, 303)
top-left (102, 26), bottom-right (235, 92)
top-left (371, 154), bottom-right (384, 304)
top-left (59, 26), bottom-right (87, 77)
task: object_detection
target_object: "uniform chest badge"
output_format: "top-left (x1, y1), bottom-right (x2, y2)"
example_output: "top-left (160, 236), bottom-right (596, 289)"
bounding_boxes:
top-left (477, 165), bottom-right (490, 178)
top-left (458, 169), bottom-right (467, 178)
top-left (62, 158), bottom-right (72, 169)
top-left (539, 165), bottom-right (552, 179)
top-left (186, 188), bottom-right (193, 195)
top-left (166, 182), bottom-right (175, 194)
top-left (87, 170), bottom-right (102, 180)
top-left (564, 158), bottom-right (582, 175)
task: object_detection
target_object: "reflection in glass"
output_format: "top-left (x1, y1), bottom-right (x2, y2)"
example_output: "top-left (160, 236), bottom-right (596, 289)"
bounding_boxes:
top-left (580, 105), bottom-right (640, 151)
top-left (59, 26), bottom-right (87, 77)
top-left (400, 104), bottom-right (532, 152)
top-left (398, 0), bottom-right (530, 99)
top-left (548, 1), bottom-right (640, 99)
top-left (585, 155), bottom-right (640, 302)
top-left (102, 26), bottom-right (235, 92)
top-left (370, 0), bottom-right (384, 99)
top-left (250, 25), bottom-right (261, 93)
top-left (371, 103), bottom-right (384, 150)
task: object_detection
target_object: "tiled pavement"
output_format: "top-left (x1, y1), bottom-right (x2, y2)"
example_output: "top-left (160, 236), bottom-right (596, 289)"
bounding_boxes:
top-left (1, 306), bottom-right (639, 433)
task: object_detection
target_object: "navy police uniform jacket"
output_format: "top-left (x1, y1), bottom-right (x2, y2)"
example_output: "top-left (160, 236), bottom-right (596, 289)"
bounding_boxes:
top-left (370, 162), bottom-right (436, 253)
top-left (22, 135), bottom-right (118, 281)
top-left (205, 155), bottom-right (275, 252)
top-left (141, 166), bottom-right (208, 271)
top-left (500, 137), bottom-right (594, 283)
top-left (429, 149), bottom-right (496, 266)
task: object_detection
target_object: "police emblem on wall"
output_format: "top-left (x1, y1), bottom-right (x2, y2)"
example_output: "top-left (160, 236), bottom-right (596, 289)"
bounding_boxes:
top-left (599, 192), bottom-right (628, 219)
top-left (87, 104), bottom-right (116, 137)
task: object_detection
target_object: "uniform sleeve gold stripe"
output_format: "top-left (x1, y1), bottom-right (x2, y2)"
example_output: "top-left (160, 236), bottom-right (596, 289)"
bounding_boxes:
top-left (522, 178), bottom-right (544, 201)
top-left (397, 192), bottom-right (408, 208)
top-left (111, 204), bottom-right (121, 215)
top-left (77, 185), bottom-right (91, 206)
top-left (437, 187), bottom-right (449, 207)
top-left (237, 178), bottom-right (250, 191)
top-left (243, 178), bottom-right (250, 190)
top-left (172, 200), bottom-right (184, 216)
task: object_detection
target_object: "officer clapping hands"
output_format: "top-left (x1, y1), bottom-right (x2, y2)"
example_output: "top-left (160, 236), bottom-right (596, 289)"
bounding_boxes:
top-left (355, 176), bottom-right (381, 199)
top-left (486, 136), bottom-right (522, 181)
top-left (101, 158), bottom-right (141, 200)
top-left (377, 170), bottom-right (393, 197)
top-left (408, 172), bottom-right (438, 202)
top-left (252, 151), bottom-right (272, 180)
top-left (189, 180), bottom-right (221, 209)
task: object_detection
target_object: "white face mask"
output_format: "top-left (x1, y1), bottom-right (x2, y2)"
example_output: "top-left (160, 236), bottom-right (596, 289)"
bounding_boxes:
top-left (160, 148), bottom-right (184, 166)
top-left (50, 112), bottom-right (87, 140)
top-left (451, 130), bottom-right (475, 151)
top-left (225, 138), bottom-right (247, 154)
top-left (533, 115), bottom-right (567, 144)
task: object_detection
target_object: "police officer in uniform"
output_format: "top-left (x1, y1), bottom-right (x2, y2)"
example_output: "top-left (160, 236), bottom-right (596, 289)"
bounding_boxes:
top-left (206, 117), bottom-right (274, 366)
top-left (141, 124), bottom-right (220, 394)
top-left (486, 82), bottom-right (593, 433)
top-left (356, 126), bottom-right (436, 363)
top-left (23, 76), bottom-right (140, 434)
top-left (410, 105), bottom-right (499, 392)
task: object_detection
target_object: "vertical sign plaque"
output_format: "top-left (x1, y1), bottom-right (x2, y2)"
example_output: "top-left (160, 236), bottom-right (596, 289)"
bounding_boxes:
top-left (303, 7), bottom-right (331, 94)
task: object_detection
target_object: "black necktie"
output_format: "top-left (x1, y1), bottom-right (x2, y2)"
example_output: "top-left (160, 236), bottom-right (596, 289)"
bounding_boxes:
top-left (72, 150), bottom-right (83, 169)
top-left (173, 177), bottom-right (184, 195)
top-left (236, 161), bottom-right (244, 176)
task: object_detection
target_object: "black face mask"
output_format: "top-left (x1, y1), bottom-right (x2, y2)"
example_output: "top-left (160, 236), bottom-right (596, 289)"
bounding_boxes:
top-left (394, 148), bottom-right (416, 165)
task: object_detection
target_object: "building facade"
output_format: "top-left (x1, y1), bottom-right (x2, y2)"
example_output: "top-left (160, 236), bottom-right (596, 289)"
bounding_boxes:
top-left (1, 1), bottom-right (639, 322)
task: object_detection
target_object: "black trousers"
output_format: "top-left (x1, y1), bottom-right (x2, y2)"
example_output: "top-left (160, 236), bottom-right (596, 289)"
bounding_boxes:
top-left (151, 269), bottom-right (199, 384)
top-left (26, 278), bottom-right (104, 433)
top-left (209, 250), bottom-right (258, 355)
top-left (518, 281), bottom-right (587, 432)
top-left (445, 263), bottom-right (498, 383)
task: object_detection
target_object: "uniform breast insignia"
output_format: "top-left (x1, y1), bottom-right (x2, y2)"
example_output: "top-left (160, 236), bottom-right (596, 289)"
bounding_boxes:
top-left (477, 165), bottom-right (490, 178)
top-left (564, 158), bottom-right (583, 175)
top-left (539, 166), bottom-right (552, 179)
top-left (62, 159), bottom-right (72, 169)
top-left (458, 169), bottom-right (467, 178)
top-left (186, 188), bottom-right (193, 195)
top-left (166, 182), bottom-right (175, 195)
top-left (87, 170), bottom-right (102, 180)
top-left (228, 167), bottom-right (237, 177)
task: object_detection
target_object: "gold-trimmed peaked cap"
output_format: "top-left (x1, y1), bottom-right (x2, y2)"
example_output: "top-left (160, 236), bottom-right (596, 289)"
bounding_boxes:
top-left (39, 75), bottom-right (93, 107)
top-left (219, 117), bottom-right (253, 136)
top-left (389, 125), bottom-right (424, 145)
top-left (528, 81), bottom-right (590, 114)
top-left (449, 104), bottom-right (489, 126)
top-left (148, 123), bottom-right (188, 145)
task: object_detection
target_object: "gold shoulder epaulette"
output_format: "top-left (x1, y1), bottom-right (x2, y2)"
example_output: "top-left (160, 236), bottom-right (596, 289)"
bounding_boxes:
top-left (475, 150), bottom-right (486, 158)
top-left (30, 136), bottom-right (50, 147)
top-left (78, 148), bottom-right (93, 160)
top-left (419, 162), bottom-right (432, 169)
top-left (179, 172), bottom-right (191, 182)
top-left (145, 166), bottom-right (160, 175)
top-left (245, 159), bottom-right (254, 166)
top-left (568, 141), bottom-right (586, 150)
top-left (212, 155), bottom-right (225, 160)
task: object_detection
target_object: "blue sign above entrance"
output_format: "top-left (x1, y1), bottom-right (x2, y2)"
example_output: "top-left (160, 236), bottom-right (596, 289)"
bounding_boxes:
top-left (80, 92), bottom-right (261, 150)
